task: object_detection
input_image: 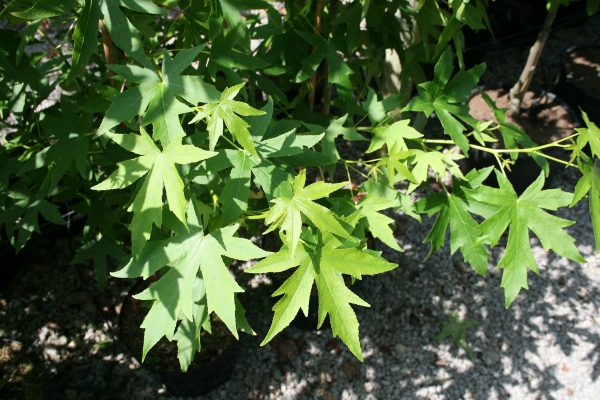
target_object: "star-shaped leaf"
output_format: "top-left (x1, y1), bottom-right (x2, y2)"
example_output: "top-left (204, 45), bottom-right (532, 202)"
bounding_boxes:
top-left (1, 185), bottom-right (64, 250)
top-left (294, 30), bottom-right (354, 93)
top-left (317, 115), bottom-right (366, 173)
top-left (98, 46), bottom-right (220, 145)
top-left (247, 235), bottom-right (396, 360)
top-left (263, 170), bottom-right (352, 257)
top-left (112, 222), bottom-right (269, 367)
top-left (405, 49), bottom-right (485, 153)
top-left (418, 168), bottom-right (493, 275)
top-left (374, 150), bottom-right (417, 184)
top-left (346, 195), bottom-right (403, 252)
top-left (408, 149), bottom-right (464, 191)
top-left (366, 119), bottom-right (423, 154)
top-left (72, 234), bottom-right (126, 288)
top-left (572, 111), bottom-right (600, 162)
top-left (100, 0), bottom-right (165, 68)
top-left (189, 82), bottom-right (265, 157)
top-left (479, 91), bottom-right (549, 172)
top-left (92, 128), bottom-right (217, 253)
top-left (469, 171), bottom-right (584, 306)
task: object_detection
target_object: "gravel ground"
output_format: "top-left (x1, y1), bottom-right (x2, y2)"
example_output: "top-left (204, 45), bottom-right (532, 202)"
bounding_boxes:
top-left (1, 161), bottom-right (598, 400)
top-left (2, 9), bottom-right (600, 400)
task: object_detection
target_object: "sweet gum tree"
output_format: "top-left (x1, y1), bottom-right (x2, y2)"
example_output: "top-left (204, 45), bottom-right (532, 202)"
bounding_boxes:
top-left (0, 0), bottom-right (598, 370)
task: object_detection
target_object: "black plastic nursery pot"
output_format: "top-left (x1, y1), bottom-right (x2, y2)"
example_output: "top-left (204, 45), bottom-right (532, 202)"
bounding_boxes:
top-left (0, 211), bottom-right (87, 290)
top-left (557, 47), bottom-right (600, 125)
top-left (466, 88), bottom-right (579, 193)
top-left (119, 280), bottom-right (238, 397)
top-left (0, 240), bottom-right (20, 290)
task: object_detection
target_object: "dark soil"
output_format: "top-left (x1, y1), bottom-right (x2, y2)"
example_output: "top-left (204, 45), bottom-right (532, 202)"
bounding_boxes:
top-left (565, 48), bottom-right (600, 98)
top-left (558, 47), bottom-right (600, 124)
top-left (468, 88), bottom-right (577, 144)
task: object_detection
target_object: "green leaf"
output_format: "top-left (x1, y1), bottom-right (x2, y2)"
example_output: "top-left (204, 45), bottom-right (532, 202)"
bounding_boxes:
top-left (163, 45), bottom-right (205, 77)
top-left (12, 0), bottom-right (78, 20)
top-left (479, 92), bottom-right (549, 172)
top-left (261, 257), bottom-right (313, 344)
top-left (190, 83), bottom-right (264, 156)
top-left (69, 0), bottom-right (101, 79)
top-left (435, 106), bottom-right (469, 152)
top-left (470, 172), bottom-right (584, 306)
top-left (113, 224), bottom-right (268, 363)
top-left (99, 47), bottom-right (217, 145)
top-left (251, 160), bottom-right (294, 201)
top-left (93, 129), bottom-right (216, 253)
top-left (143, 85), bottom-right (190, 143)
top-left (424, 194), bottom-right (488, 275)
top-left (257, 129), bottom-right (324, 158)
top-left (572, 112), bottom-right (600, 162)
top-left (571, 158), bottom-right (600, 251)
top-left (362, 88), bottom-right (386, 124)
top-left (173, 293), bottom-right (208, 371)
top-left (108, 64), bottom-right (158, 84)
top-left (246, 248), bottom-right (304, 274)
top-left (417, 168), bottom-right (493, 274)
top-left (220, 150), bottom-right (254, 225)
top-left (135, 269), bottom-right (181, 360)
top-left (295, 48), bottom-right (326, 82)
top-left (1, 187), bottom-right (64, 251)
top-left (408, 149), bottom-right (464, 191)
top-left (248, 98), bottom-right (273, 139)
top-left (72, 235), bottom-right (125, 288)
top-left (318, 115), bottom-right (366, 172)
top-left (33, 132), bottom-right (89, 194)
top-left (366, 120), bottom-right (422, 154)
top-left (263, 170), bottom-right (351, 256)
top-left (100, 0), bottom-right (157, 68)
top-left (247, 237), bottom-right (396, 360)
top-left (314, 255), bottom-right (367, 360)
top-left (98, 84), bottom-right (156, 135)
top-left (352, 196), bottom-right (402, 252)
top-left (405, 49), bottom-right (485, 153)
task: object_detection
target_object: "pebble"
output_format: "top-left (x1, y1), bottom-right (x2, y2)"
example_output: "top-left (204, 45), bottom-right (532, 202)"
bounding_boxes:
top-left (55, 335), bottom-right (68, 346)
top-left (43, 346), bottom-right (60, 361)
top-left (341, 359), bottom-right (361, 379)
top-left (364, 382), bottom-right (380, 392)
top-left (482, 351), bottom-right (500, 367)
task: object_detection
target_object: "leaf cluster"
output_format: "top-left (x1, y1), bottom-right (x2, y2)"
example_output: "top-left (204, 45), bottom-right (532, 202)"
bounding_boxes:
top-left (0, 0), bottom-right (596, 370)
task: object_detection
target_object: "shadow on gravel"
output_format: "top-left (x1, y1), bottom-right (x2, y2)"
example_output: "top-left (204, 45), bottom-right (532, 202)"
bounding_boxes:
top-left (295, 168), bottom-right (599, 400)
top-left (1, 169), bottom-right (598, 400)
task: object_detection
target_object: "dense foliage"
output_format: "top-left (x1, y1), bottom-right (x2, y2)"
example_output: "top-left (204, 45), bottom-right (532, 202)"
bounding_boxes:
top-left (1, 0), bottom-right (598, 371)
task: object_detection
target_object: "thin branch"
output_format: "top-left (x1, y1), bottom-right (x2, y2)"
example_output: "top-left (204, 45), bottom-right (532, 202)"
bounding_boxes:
top-left (99, 20), bottom-right (116, 65)
top-left (508, 6), bottom-right (558, 115)
top-left (308, 0), bottom-right (324, 111)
